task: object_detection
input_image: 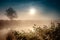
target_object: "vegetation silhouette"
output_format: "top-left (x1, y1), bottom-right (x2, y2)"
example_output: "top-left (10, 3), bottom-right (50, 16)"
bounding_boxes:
top-left (6, 7), bottom-right (17, 20)
top-left (6, 22), bottom-right (60, 40)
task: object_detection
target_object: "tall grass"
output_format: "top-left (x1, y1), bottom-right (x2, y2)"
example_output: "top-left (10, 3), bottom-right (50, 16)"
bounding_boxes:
top-left (6, 22), bottom-right (60, 40)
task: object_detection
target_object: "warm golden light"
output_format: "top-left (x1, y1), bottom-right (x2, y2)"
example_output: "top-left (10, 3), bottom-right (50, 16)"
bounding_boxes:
top-left (29, 8), bottom-right (36, 15)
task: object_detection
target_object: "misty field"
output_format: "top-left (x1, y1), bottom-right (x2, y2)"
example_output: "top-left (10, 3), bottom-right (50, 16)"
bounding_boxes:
top-left (0, 20), bottom-right (60, 40)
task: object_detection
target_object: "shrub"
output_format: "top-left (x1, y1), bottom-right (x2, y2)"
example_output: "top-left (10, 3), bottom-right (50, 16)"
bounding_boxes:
top-left (7, 22), bottom-right (60, 40)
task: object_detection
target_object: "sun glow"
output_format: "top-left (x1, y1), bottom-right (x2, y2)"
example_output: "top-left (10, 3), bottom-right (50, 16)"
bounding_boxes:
top-left (29, 8), bottom-right (36, 15)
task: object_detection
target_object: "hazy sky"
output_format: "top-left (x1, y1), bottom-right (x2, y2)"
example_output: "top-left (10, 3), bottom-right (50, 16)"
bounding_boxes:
top-left (0, 0), bottom-right (60, 20)
top-left (0, 0), bottom-right (60, 38)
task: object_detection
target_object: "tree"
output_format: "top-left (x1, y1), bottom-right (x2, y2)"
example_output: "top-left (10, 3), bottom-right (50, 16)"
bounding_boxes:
top-left (6, 7), bottom-right (17, 20)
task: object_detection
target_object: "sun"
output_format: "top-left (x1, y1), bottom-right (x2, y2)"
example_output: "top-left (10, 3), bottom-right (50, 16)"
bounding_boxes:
top-left (29, 8), bottom-right (36, 15)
